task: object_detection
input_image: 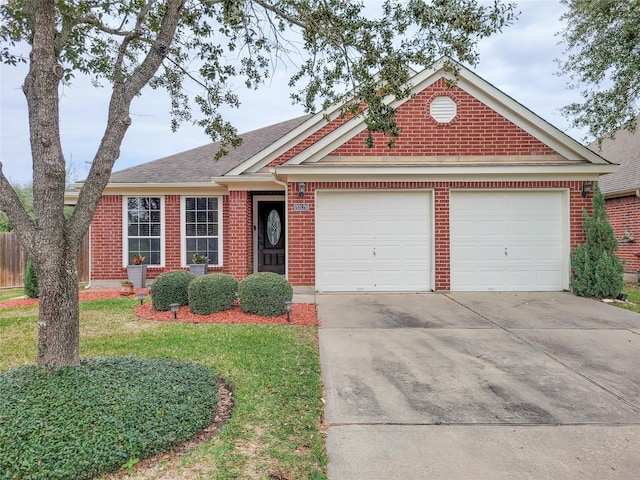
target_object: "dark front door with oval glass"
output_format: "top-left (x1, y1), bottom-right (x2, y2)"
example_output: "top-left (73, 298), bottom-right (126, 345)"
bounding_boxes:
top-left (257, 201), bottom-right (285, 274)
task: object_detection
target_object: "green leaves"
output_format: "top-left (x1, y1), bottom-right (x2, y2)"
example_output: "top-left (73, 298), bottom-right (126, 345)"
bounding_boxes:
top-left (570, 184), bottom-right (624, 298)
top-left (0, 357), bottom-right (219, 480)
top-left (558, 0), bottom-right (640, 140)
top-left (1, 0), bottom-right (518, 149)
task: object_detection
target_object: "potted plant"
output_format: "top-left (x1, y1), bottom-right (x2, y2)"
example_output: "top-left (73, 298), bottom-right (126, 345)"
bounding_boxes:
top-left (188, 253), bottom-right (209, 276)
top-left (120, 280), bottom-right (134, 296)
top-left (127, 254), bottom-right (147, 288)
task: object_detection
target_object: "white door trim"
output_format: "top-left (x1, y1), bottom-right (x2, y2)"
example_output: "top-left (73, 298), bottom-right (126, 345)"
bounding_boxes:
top-left (252, 195), bottom-right (287, 275)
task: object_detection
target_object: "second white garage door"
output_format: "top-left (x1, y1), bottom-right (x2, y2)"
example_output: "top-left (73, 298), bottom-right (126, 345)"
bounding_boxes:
top-left (450, 190), bottom-right (567, 291)
top-left (316, 191), bottom-right (432, 292)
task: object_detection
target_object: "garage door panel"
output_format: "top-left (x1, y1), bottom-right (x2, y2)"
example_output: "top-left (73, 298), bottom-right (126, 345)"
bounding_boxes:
top-left (451, 191), bottom-right (566, 291)
top-left (316, 191), bottom-right (432, 292)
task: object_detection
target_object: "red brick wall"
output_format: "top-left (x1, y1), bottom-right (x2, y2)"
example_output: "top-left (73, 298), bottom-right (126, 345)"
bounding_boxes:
top-left (91, 194), bottom-right (228, 282)
top-left (331, 79), bottom-right (556, 157)
top-left (606, 195), bottom-right (640, 273)
top-left (287, 180), bottom-right (591, 291)
top-left (91, 195), bottom-right (123, 281)
top-left (226, 191), bottom-right (253, 279)
top-left (269, 78), bottom-right (555, 166)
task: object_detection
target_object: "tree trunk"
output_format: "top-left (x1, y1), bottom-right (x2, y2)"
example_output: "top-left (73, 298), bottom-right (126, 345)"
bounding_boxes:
top-left (36, 243), bottom-right (80, 368)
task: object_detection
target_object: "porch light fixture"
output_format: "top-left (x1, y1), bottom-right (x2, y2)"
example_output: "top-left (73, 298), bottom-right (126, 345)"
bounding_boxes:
top-left (136, 291), bottom-right (145, 305)
top-left (169, 302), bottom-right (180, 319)
top-left (298, 181), bottom-right (306, 198)
top-left (284, 300), bottom-right (293, 323)
top-left (581, 180), bottom-right (593, 198)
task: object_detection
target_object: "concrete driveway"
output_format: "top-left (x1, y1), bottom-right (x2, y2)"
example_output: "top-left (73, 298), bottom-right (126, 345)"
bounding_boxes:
top-left (318, 292), bottom-right (640, 479)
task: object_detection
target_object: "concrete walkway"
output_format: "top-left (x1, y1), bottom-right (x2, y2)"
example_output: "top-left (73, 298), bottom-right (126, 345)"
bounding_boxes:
top-left (318, 292), bottom-right (640, 479)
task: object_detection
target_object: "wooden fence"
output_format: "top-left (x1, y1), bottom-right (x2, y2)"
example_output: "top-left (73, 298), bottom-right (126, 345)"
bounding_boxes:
top-left (0, 233), bottom-right (89, 289)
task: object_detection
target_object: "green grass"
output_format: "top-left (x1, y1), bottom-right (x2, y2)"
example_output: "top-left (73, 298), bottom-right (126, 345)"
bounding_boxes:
top-left (0, 298), bottom-right (326, 479)
top-left (614, 284), bottom-right (640, 314)
top-left (0, 288), bottom-right (25, 301)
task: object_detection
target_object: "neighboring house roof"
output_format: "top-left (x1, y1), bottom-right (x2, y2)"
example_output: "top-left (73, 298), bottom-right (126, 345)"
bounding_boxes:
top-left (106, 115), bottom-right (311, 184)
top-left (591, 115), bottom-right (640, 197)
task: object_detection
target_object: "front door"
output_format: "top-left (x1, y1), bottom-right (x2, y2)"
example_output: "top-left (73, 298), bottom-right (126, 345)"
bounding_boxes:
top-left (257, 200), bottom-right (285, 274)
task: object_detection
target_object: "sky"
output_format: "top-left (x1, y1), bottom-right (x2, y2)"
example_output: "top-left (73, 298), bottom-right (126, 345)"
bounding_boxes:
top-left (0, 1), bottom-right (584, 186)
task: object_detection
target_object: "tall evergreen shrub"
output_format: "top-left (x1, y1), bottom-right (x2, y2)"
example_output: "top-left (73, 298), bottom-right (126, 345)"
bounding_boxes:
top-left (23, 259), bottom-right (39, 298)
top-left (570, 184), bottom-right (624, 298)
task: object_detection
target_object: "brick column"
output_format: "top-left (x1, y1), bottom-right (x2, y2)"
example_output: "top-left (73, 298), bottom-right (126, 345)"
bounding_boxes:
top-left (227, 191), bottom-right (253, 279)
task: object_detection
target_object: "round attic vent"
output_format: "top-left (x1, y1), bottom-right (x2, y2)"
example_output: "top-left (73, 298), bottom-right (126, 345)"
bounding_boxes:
top-left (429, 96), bottom-right (457, 123)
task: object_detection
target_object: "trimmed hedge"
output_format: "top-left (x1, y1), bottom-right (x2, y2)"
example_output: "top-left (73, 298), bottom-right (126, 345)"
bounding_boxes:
top-left (150, 270), bottom-right (195, 311)
top-left (0, 357), bottom-right (219, 480)
top-left (188, 273), bottom-right (238, 314)
top-left (238, 272), bottom-right (293, 316)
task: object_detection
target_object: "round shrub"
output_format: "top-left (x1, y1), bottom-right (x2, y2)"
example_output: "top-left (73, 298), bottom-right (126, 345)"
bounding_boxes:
top-left (150, 270), bottom-right (195, 311)
top-left (188, 273), bottom-right (238, 314)
top-left (238, 272), bottom-right (293, 316)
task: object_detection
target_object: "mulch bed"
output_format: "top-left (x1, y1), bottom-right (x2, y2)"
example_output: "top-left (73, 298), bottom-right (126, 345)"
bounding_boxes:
top-left (0, 288), bottom-right (318, 326)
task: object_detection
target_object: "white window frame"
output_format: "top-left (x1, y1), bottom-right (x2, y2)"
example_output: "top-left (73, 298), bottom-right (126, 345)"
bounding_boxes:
top-left (180, 196), bottom-right (223, 267)
top-left (122, 196), bottom-right (165, 267)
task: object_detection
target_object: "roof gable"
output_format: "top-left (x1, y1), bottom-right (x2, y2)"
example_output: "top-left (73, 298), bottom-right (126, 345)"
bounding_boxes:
top-left (221, 59), bottom-right (609, 177)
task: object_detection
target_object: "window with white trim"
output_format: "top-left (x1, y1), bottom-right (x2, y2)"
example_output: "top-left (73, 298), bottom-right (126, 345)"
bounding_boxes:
top-left (126, 197), bottom-right (162, 265)
top-left (184, 197), bottom-right (220, 265)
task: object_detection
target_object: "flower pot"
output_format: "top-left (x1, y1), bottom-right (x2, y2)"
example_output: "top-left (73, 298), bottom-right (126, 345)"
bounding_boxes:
top-left (127, 265), bottom-right (147, 288)
top-left (120, 283), bottom-right (134, 296)
top-left (189, 264), bottom-right (208, 276)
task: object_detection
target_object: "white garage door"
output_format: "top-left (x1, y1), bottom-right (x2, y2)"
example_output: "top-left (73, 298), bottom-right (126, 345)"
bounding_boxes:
top-left (316, 191), bottom-right (432, 292)
top-left (450, 191), bottom-right (566, 291)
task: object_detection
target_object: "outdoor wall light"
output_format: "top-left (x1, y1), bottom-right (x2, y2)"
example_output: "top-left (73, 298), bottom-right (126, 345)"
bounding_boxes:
top-left (298, 181), bottom-right (306, 198)
top-left (284, 300), bottom-right (293, 323)
top-left (581, 180), bottom-right (593, 198)
top-left (136, 291), bottom-right (145, 305)
top-left (169, 302), bottom-right (180, 319)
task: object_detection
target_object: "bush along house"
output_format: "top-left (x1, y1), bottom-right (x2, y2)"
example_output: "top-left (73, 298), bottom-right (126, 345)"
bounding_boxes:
top-left (590, 116), bottom-right (640, 281)
top-left (69, 59), bottom-right (616, 293)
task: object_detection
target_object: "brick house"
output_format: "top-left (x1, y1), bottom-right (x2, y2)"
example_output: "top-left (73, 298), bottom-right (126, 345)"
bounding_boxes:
top-left (592, 116), bottom-right (640, 279)
top-left (73, 59), bottom-right (615, 292)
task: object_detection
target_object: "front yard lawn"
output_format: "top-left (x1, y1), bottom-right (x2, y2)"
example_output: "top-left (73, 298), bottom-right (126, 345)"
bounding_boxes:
top-left (0, 296), bottom-right (326, 479)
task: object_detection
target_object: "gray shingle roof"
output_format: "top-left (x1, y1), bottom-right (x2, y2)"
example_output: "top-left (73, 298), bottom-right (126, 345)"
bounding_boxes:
top-left (591, 116), bottom-right (640, 195)
top-left (108, 115), bottom-right (311, 183)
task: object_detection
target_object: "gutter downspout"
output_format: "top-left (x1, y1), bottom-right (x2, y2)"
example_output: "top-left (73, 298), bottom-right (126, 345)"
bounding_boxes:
top-left (270, 167), bottom-right (287, 190)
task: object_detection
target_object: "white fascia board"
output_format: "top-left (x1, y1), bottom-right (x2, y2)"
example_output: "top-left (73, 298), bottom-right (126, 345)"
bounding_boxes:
top-left (101, 183), bottom-right (229, 195)
top-left (274, 163), bottom-right (617, 179)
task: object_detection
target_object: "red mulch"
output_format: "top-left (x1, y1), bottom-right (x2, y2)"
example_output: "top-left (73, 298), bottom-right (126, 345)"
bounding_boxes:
top-left (134, 302), bottom-right (317, 326)
top-left (0, 288), bottom-right (318, 326)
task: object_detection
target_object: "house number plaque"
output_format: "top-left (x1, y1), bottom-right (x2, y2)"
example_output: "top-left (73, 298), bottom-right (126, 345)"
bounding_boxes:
top-left (293, 203), bottom-right (310, 212)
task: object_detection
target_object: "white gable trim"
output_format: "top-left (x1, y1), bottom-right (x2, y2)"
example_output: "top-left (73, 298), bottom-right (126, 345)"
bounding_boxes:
top-left (285, 64), bottom-right (446, 165)
top-left (225, 109), bottom-right (343, 176)
top-left (280, 59), bottom-right (609, 167)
